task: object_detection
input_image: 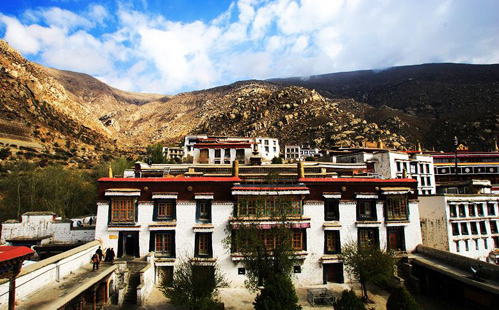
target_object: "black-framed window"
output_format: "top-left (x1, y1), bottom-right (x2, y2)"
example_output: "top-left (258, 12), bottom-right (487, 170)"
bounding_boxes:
top-left (490, 221), bottom-right (498, 234)
top-left (488, 203), bottom-right (496, 216)
top-left (470, 222), bottom-right (478, 235)
top-left (458, 205), bottom-right (466, 217)
top-left (150, 231), bottom-right (175, 258)
top-left (292, 229), bottom-right (307, 251)
top-left (452, 223), bottom-right (460, 236)
top-left (154, 200), bottom-right (176, 221)
top-left (480, 221), bottom-right (487, 234)
top-left (195, 232), bottom-right (213, 258)
top-left (324, 231), bottom-right (341, 254)
top-left (468, 205), bottom-right (476, 217)
top-left (477, 204), bottom-right (484, 217)
top-left (357, 200), bottom-right (377, 221)
top-left (358, 228), bottom-right (379, 248)
top-left (325, 199), bottom-right (339, 221)
top-left (461, 223), bottom-right (469, 235)
top-left (385, 195), bottom-right (409, 220)
top-left (449, 205), bottom-right (457, 218)
top-left (196, 200), bottom-right (212, 223)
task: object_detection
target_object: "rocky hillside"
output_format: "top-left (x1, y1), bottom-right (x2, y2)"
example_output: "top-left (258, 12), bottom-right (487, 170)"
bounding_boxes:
top-left (271, 63), bottom-right (499, 151)
top-left (0, 40), bottom-right (118, 166)
top-left (189, 82), bottom-right (408, 149)
top-left (3, 38), bottom-right (497, 167)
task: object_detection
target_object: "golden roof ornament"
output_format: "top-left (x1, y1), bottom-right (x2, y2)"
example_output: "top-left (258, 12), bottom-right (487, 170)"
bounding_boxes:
top-left (377, 138), bottom-right (384, 149)
top-left (108, 166), bottom-right (113, 178)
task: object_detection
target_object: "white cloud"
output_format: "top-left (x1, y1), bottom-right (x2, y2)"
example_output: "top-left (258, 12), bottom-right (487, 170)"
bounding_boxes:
top-left (0, 15), bottom-right (41, 54)
top-left (86, 4), bottom-right (109, 26)
top-left (0, 0), bottom-right (498, 94)
top-left (29, 7), bottom-right (94, 30)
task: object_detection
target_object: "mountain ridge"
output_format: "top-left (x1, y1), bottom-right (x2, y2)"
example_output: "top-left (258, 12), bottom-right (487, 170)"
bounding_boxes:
top-left (1, 39), bottom-right (498, 166)
top-left (271, 63), bottom-right (499, 150)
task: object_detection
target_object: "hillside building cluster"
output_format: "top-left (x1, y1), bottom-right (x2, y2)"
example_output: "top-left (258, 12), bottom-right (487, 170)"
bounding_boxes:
top-left (2, 134), bottom-right (499, 309)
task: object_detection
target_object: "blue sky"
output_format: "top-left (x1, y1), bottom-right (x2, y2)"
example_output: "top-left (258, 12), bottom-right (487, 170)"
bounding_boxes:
top-left (1, 0), bottom-right (498, 94)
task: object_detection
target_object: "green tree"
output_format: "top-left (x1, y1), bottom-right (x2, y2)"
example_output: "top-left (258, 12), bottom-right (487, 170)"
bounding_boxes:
top-left (333, 290), bottom-right (366, 310)
top-left (160, 257), bottom-right (228, 310)
top-left (253, 273), bottom-right (301, 310)
top-left (226, 173), bottom-right (302, 310)
top-left (146, 143), bottom-right (166, 164)
top-left (340, 242), bottom-right (396, 302)
top-left (0, 147), bottom-right (11, 160)
top-left (271, 157), bottom-right (283, 164)
top-left (0, 161), bottom-right (97, 222)
top-left (386, 285), bottom-right (420, 310)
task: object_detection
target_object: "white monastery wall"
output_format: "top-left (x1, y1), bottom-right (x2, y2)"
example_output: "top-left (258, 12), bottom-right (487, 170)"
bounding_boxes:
top-left (419, 196), bottom-right (449, 251)
top-left (0, 241), bottom-right (100, 310)
top-left (1, 214), bottom-right (94, 245)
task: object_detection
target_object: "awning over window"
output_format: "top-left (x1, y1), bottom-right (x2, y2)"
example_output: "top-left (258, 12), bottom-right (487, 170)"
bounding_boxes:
top-left (152, 192), bottom-right (178, 199)
top-left (355, 193), bottom-right (378, 199)
top-left (105, 188), bottom-right (141, 197)
top-left (380, 187), bottom-right (412, 195)
top-left (323, 192), bottom-right (341, 199)
top-left (231, 222), bottom-right (310, 230)
top-left (194, 193), bottom-right (214, 200)
top-left (232, 186), bottom-right (310, 196)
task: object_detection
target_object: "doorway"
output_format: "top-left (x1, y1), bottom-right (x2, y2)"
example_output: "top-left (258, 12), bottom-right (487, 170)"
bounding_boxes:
top-left (323, 263), bottom-right (344, 284)
top-left (387, 227), bottom-right (405, 251)
top-left (118, 231), bottom-right (139, 258)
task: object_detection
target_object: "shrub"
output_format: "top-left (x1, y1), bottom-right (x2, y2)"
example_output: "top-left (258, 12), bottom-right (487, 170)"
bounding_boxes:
top-left (160, 258), bottom-right (227, 310)
top-left (253, 274), bottom-right (301, 310)
top-left (333, 290), bottom-right (366, 310)
top-left (0, 147), bottom-right (11, 160)
top-left (386, 285), bottom-right (419, 310)
top-left (271, 157), bottom-right (283, 164)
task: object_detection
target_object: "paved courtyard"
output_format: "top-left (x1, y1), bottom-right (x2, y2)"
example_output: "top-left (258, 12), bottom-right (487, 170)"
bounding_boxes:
top-left (108, 282), bottom-right (463, 310)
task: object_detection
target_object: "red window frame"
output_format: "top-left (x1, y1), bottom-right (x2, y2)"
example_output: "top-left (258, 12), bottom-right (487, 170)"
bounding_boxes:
top-left (111, 199), bottom-right (135, 222)
top-left (155, 233), bottom-right (173, 256)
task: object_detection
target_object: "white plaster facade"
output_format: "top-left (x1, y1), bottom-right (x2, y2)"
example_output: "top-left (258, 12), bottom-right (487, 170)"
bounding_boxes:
top-left (419, 195), bottom-right (499, 262)
top-left (336, 151), bottom-right (436, 196)
top-left (285, 145), bottom-right (301, 160)
top-left (285, 145), bottom-right (321, 161)
top-left (1, 212), bottom-right (95, 245)
top-left (185, 135), bottom-right (280, 163)
top-left (162, 147), bottom-right (184, 160)
top-left (192, 147), bottom-right (253, 165)
top-left (95, 181), bottom-right (422, 288)
top-left (0, 241), bottom-right (107, 310)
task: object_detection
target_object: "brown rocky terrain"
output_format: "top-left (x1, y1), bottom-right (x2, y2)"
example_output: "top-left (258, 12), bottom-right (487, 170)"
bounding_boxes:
top-left (272, 63), bottom-right (499, 151)
top-left (0, 40), bottom-right (117, 166)
top-left (0, 38), bottom-right (412, 167)
top-left (3, 38), bottom-right (497, 166)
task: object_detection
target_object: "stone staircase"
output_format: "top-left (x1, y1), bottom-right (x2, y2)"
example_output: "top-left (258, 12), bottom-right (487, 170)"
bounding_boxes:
top-left (123, 261), bottom-right (148, 306)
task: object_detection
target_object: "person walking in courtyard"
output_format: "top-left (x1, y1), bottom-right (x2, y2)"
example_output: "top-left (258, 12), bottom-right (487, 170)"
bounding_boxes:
top-left (91, 253), bottom-right (100, 271)
top-left (96, 246), bottom-right (104, 261)
top-left (105, 248), bottom-right (111, 262)
top-left (109, 248), bottom-right (115, 263)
